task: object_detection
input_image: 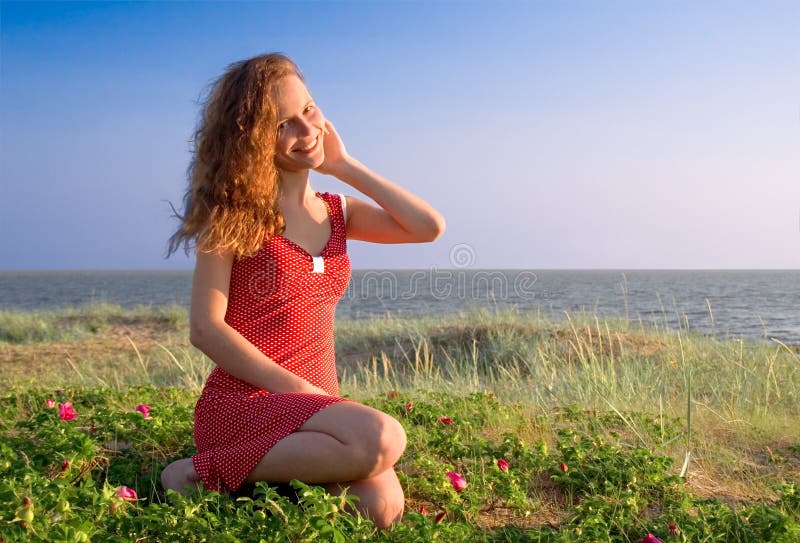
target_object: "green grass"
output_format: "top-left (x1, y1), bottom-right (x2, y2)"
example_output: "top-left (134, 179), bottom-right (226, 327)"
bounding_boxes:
top-left (1, 303), bottom-right (798, 541)
top-left (0, 303), bottom-right (186, 344)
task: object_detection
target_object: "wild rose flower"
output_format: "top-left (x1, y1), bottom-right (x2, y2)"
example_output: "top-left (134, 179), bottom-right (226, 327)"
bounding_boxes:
top-left (445, 471), bottom-right (467, 492)
top-left (559, 462), bottom-right (568, 473)
top-left (61, 460), bottom-right (70, 472)
top-left (135, 404), bottom-right (151, 418)
top-left (45, 398), bottom-right (56, 408)
top-left (497, 458), bottom-right (510, 471)
top-left (640, 534), bottom-right (663, 543)
top-left (405, 401), bottom-right (413, 412)
top-left (438, 415), bottom-right (452, 425)
top-left (59, 402), bottom-right (77, 421)
top-left (434, 511), bottom-right (446, 523)
top-left (116, 486), bottom-right (137, 501)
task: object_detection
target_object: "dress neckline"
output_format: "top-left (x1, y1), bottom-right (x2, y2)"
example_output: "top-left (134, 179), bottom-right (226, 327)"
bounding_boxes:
top-left (274, 192), bottom-right (334, 259)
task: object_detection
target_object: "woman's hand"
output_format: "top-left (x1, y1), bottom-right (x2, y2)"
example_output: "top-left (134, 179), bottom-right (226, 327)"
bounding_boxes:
top-left (285, 378), bottom-right (330, 396)
top-left (314, 119), bottom-right (352, 178)
top-left (298, 383), bottom-right (331, 396)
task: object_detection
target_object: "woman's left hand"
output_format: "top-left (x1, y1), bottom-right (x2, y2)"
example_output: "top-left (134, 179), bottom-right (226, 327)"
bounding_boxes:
top-left (314, 119), bottom-right (351, 177)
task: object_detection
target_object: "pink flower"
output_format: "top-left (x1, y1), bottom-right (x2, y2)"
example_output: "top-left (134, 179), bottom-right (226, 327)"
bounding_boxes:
top-left (59, 402), bottom-right (77, 421)
top-left (559, 462), bottom-right (568, 473)
top-left (61, 459), bottom-right (70, 471)
top-left (497, 458), bottom-right (510, 471)
top-left (135, 404), bottom-right (151, 418)
top-left (45, 398), bottom-right (56, 408)
top-left (438, 415), bottom-right (452, 425)
top-left (405, 401), bottom-right (413, 412)
top-left (640, 534), bottom-right (663, 543)
top-left (116, 486), bottom-right (137, 501)
top-left (668, 523), bottom-right (677, 535)
top-left (434, 511), bottom-right (446, 523)
top-left (445, 471), bottom-right (467, 492)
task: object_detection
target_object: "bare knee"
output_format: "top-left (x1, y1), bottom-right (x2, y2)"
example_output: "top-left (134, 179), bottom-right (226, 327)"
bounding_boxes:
top-left (302, 403), bottom-right (407, 480)
top-left (355, 414), bottom-right (406, 477)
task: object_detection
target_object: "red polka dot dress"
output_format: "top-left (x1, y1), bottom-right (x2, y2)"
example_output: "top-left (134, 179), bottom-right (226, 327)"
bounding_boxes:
top-left (192, 192), bottom-right (352, 493)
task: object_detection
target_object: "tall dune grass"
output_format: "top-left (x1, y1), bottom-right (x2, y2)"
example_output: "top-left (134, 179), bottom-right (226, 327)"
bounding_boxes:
top-left (2, 302), bottom-right (797, 500)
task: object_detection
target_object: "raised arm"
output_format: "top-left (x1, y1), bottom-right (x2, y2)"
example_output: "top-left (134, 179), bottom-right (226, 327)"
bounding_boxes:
top-left (315, 120), bottom-right (446, 244)
top-left (188, 249), bottom-right (327, 394)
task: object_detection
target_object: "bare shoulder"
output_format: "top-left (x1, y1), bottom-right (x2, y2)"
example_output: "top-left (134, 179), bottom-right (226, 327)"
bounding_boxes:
top-left (194, 249), bottom-right (234, 286)
top-left (191, 248), bottom-right (235, 324)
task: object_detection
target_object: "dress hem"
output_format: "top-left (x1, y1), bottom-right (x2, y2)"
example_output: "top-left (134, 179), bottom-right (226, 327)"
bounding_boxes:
top-left (192, 394), bottom-right (350, 492)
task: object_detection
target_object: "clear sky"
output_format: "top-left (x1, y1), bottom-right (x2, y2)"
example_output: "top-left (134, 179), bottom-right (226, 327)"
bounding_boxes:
top-left (1, 0), bottom-right (798, 270)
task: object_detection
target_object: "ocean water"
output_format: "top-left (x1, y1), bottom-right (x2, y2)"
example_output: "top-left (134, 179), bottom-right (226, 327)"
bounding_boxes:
top-left (1, 269), bottom-right (798, 346)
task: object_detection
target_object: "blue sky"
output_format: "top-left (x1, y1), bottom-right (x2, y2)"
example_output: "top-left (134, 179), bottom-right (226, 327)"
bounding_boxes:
top-left (1, 0), bottom-right (798, 270)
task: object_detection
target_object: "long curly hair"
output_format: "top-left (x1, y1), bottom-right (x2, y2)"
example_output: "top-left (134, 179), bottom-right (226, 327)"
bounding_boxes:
top-left (167, 53), bottom-right (303, 258)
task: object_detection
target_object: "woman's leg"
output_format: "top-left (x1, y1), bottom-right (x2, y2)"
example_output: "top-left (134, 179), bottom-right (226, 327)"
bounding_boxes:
top-left (162, 401), bottom-right (406, 494)
top-left (323, 467), bottom-right (405, 529)
top-left (245, 401), bottom-right (406, 483)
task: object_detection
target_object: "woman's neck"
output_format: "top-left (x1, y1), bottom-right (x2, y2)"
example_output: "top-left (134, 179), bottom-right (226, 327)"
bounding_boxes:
top-left (277, 168), bottom-right (315, 207)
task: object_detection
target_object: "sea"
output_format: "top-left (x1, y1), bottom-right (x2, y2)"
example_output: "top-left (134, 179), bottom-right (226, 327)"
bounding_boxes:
top-left (1, 269), bottom-right (798, 346)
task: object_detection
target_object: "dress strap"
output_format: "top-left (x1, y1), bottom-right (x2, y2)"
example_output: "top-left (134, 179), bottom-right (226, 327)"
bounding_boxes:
top-left (338, 193), bottom-right (347, 224)
top-left (319, 191), bottom-right (346, 230)
top-left (316, 192), bottom-right (347, 249)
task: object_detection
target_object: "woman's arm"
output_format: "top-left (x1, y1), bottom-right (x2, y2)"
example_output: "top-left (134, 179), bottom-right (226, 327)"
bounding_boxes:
top-left (316, 120), bottom-right (446, 244)
top-left (188, 248), bottom-right (327, 394)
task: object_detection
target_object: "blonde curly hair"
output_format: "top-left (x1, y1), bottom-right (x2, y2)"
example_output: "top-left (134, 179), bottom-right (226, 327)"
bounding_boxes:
top-left (168, 53), bottom-right (303, 258)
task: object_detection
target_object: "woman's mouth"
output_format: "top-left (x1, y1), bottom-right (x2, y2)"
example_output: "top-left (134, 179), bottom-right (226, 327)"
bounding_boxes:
top-left (293, 134), bottom-right (320, 154)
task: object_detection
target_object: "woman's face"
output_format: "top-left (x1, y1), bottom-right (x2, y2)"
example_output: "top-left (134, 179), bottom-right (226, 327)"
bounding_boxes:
top-left (271, 74), bottom-right (326, 172)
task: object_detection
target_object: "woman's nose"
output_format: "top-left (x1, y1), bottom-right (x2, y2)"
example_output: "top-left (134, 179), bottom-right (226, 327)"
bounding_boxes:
top-left (296, 117), bottom-right (317, 138)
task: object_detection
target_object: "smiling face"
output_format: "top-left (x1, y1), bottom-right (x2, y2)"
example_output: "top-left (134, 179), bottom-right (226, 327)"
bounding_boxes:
top-left (271, 74), bottom-right (326, 172)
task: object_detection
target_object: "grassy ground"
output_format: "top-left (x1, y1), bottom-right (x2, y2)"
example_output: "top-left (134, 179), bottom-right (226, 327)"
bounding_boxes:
top-left (1, 303), bottom-right (798, 541)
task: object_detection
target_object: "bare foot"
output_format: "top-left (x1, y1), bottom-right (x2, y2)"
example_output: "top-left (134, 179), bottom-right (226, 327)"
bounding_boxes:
top-left (161, 458), bottom-right (202, 496)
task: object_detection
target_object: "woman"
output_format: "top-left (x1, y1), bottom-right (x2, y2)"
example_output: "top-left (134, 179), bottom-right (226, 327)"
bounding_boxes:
top-left (162, 53), bottom-right (445, 529)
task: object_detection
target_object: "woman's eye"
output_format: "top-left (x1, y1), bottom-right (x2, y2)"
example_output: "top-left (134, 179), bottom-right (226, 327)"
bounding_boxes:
top-left (305, 105), bottom-right (315, 113)
top-left (278, 121), bottom-right (288, 131)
